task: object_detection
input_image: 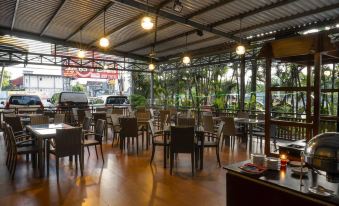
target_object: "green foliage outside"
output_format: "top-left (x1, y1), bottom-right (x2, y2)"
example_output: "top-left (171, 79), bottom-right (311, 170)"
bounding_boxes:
top-left (72, 82), bottom-right (85, 92)
top-left (130, 94), bottom-right (146, 108)
top-left (1, 70), bottom-right (11, 90)
top-left (131, 62), bottom-right (338, 116)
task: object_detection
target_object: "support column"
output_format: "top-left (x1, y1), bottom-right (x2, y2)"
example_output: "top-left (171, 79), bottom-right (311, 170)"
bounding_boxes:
top-left (250, 59), bottom-right (257, 112)
top-left (313, 53), bottom-right (321, 135)
top-left (306, 65), bottom-right (312, 140)
top-left (0, 64), bottom-right (5, 91)
top-left (264, 57), bottom-right (272, 155)
top-left (150, 72), bottom-right (154, 107)
top-left (239, 55), bottom-right (245, 111)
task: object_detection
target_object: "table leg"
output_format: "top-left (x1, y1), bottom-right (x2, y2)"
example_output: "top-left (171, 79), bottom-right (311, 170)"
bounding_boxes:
top-left (38, 136), bottom-right (43, 177)
top-left (200, 134), bottom-right (204, 170)
top-left (249, 124), bottom-right (253, 152)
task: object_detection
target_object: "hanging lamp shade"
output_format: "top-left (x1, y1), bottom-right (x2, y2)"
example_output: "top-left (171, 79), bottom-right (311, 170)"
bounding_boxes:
top-left (182, 55), bottom-right (190, 64)
top-left (99, 37), bottom-right (109, 48)
top-left (149, 63), bottom-right (155, 71)
top-left (141, 16), bottom-right (154, 30)
top-left (77, 49), bottom-right (85, 58)
top-left (236, 45), bottom-right (245, 55)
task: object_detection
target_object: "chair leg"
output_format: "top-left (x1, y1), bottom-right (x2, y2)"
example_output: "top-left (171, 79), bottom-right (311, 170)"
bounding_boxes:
top-left (136, 137), bottom-right (139, 155)
top-left (75, 155), bottom-right (78, 170)
top-left (100, 144), bottom-right (104, 163)
top-left (150, 144), bottom-right (155, 164)
top-left (80, 147), bottom-right (84, 176)
top-left (216, 147), bottom-right (221, 167)
top-left (191, 153), bottom-right (195, 176)
top-left (87, 146), bottom-right (90, 156)
top-left (56, 158), bottom-right (59, 181)
top-left (94, 145), bottom-right (98, 159)
top-left (170, 152), bottom-right (174, 175)
top-left (47, 152), bottom-right (50, 175)
top-left (11, 155), bottom-right (17, 180)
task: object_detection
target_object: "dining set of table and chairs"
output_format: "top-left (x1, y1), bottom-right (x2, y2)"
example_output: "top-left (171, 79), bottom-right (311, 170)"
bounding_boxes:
top-left (1, 107), bottom-right (268, 179)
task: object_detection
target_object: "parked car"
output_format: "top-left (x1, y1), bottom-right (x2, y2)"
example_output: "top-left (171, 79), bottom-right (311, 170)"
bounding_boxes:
top-left (98, 95), bottom-right (129, 108)
top-left (5, 94), bottom-right (44, 110)
top-left (50, 92), bottom-right (89, 110)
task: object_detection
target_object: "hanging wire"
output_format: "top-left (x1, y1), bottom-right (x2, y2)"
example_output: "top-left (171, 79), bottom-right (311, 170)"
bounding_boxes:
top-left (185, 33), bottom-right (188, 52)
top-left (239, 18), bottom-right (242, 44)
top-left (103, 9), bottom-right (106, 36)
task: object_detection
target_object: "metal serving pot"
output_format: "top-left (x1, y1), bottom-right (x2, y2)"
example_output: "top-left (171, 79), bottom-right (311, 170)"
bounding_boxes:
top-left (304, 132), bottom-right (339, 182)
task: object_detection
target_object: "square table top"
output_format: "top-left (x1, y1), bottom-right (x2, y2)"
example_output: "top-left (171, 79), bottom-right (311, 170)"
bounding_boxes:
top-left (26, 123), bottom-right (74, 138)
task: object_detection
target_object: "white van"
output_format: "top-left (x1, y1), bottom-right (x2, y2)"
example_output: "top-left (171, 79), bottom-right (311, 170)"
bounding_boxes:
top-left (50, 92), bottom-right (89, 109)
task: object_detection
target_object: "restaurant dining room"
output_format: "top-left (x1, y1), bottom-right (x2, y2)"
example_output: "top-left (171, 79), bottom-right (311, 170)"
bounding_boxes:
top-left (0, 0), bottom-right (339, 205)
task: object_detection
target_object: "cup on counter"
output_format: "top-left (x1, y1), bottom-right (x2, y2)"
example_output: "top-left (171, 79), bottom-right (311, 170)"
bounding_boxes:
top-left (251, 153), bottom-right (266, 167)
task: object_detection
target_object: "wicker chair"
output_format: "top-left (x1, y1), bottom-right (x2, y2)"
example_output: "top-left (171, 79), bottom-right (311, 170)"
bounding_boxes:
top-left (197, 121), bottom-right (225, 167)
top-left (30, 115), bottom-right (49, 125)
top-left (119, 117), bottom-right (143, 154)
top-left (54, 113), bottom-right (65, 124)
top-left (221, 117), bottom-right (246, 148)
top-left (177, 117), bottom-right (195, 127)
top-left (170, 126), bottom-right (196, 176)
top-left (110, 114), bottom-right (121, 146)
top-left (47, 127), bottom-right (83, 180)
top-left (4, 124), bottom-right (39, 179)
top-left (82, 119), bottom-right (106, 162)
top-left (149, 120), bottom-right (169, 167)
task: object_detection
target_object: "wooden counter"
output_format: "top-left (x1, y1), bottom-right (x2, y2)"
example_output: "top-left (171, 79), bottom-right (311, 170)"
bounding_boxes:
top-left (224, 161), bottom-right (339, 206)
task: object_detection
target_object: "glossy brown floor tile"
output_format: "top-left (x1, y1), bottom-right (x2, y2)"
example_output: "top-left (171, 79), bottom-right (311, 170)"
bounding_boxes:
top-left (0, 133), bottom-right (263, 206)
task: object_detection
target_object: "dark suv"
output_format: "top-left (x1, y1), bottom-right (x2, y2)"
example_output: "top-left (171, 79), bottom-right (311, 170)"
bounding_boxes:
top-left (5, 94), bottom-right (44, 110)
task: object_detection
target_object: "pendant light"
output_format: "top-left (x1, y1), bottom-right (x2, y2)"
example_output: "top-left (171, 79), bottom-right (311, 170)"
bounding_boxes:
top-left (236, 18), bottom-right (245, 55)
top-left (149, 61), bottom-right (155, 71)
top-left (182, 33), bottom-right (190, 65)
top-left (141, 0), bottom-right (154, 30)
top-left (99, 9), bottom-right (110, 48)
top-left (77, 30), bottom-right (85, 58)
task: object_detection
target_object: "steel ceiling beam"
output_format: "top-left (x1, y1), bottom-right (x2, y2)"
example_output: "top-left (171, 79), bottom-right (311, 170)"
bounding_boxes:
top-left (156, 36), bottom-right (220, 55)
top-left (11, 0), bottom-right (20, 30)
top-left (210, 0), bottom-right (298, 28)
top-left (154, 3), bottom-right (339, 60)
top-left (0, 26), bottom-right (149, 61)
top-left (118, 0), bottom-right (236, 51)
top-left (88, 0), bottom-right (172, 46)
top-left (159, 17), bottom-right (339, 62)
top-left (65, 1), bottom-right (115, 41)
top-left (40, 0), bottom-right (67, 36)
top-left (230, 3), bottom-right (339, 35)
top-left (129, 0), bottom-right (298, 53)
top-left (114, 0), bottom-right (241, 41)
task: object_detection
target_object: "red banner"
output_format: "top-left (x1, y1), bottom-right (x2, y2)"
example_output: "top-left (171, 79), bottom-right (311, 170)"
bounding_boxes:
top-left (63, 67), bottom-right (118, 79)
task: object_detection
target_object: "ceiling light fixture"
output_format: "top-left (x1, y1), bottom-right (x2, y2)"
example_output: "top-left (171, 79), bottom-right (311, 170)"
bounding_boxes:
top-left (141, 0), bottom-right (154, 30)
top-left (182, 33), bottom-right (190, 65)
top-left (236, 18), bottom-right (245, 55)
top-left (173, 0), bottom-right (183, 13)
top-left (78, 30), bottom-right (85, 58)
top-left (149, 61), bottom-right (155, 71)
top-left (99, 9), bottom-right (110, 48)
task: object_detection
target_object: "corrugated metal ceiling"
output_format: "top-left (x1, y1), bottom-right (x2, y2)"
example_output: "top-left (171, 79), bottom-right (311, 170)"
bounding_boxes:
top-left (0, 0), bottom-right (338, 60)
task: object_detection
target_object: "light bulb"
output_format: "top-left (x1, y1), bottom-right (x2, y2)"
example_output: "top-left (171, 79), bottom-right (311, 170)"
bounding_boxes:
top-left (103, 64), bottom-right (108, 70)
top-left (236, 45), bottom-right (245, 55)
top-left (141, 16), bottom-right (154, 30)
top-left (324, 70), bottom-right (331, 77)
top-left (77, 49), bottom-right (85, 58)
top-left (99, 37), bottom-right (110, 48)
top-left (182, 56), bottom-right (190, 65)
top-left (149, 63), bottom-right (155, 71)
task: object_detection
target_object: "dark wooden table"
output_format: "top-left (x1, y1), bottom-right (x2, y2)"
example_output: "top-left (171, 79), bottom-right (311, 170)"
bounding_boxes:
top-left (26, 123), bottom-right (74, 177)
top-left (224, 161), bottom-right (339, 206)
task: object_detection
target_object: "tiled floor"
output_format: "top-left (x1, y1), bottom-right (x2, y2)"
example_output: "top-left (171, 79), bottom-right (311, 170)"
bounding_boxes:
top-left (0, 132), bottom-right (263, 206)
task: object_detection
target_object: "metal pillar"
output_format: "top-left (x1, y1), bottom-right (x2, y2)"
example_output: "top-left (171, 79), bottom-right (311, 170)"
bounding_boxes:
top-left (239, 55), bottom-right (246, 111)
top-left (150, 72), bottom-right (154, 107)
top-left (0, 64), bottom-right (5, 91)
top-left (313, 52), bottom-right (321, 135)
